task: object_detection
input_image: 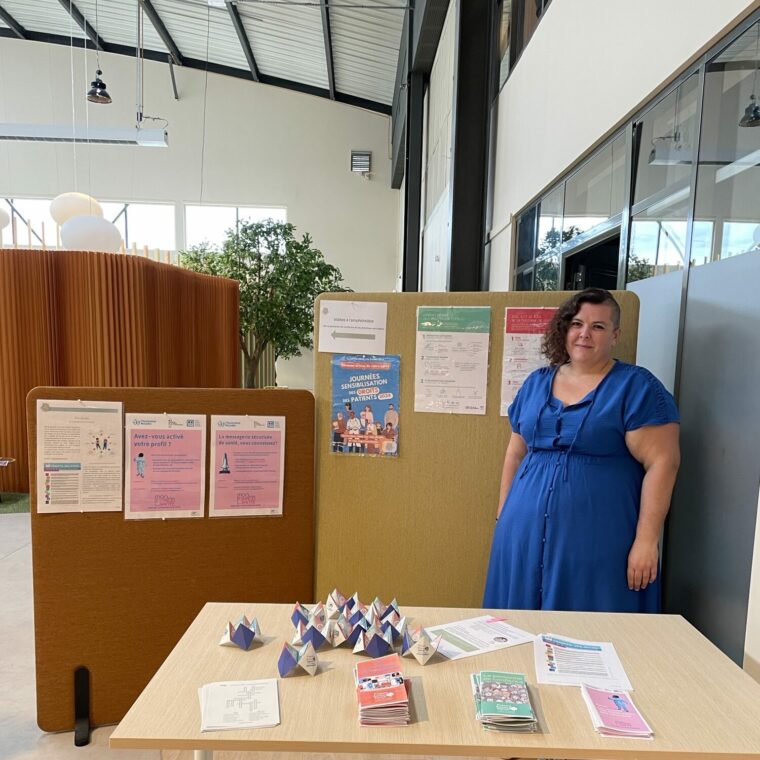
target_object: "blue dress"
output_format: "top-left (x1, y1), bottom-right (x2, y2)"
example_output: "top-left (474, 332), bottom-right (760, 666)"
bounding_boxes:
top-left (483, 361), bottom-right (679, 613)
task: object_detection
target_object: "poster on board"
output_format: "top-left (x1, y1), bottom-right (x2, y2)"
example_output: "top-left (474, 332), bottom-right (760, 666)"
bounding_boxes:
top-left (209, 415), bottom-right (285, 517)
top-left (331, 354), bottom-right (400, 456)
top-left (36, 399), bottom-right (123, 513)
top-left (500, 307), bottom-right (556, 415)
top-left (414, 306), bottom-right (491, 415)
top-left (124, 413), bottom-right (206, 520)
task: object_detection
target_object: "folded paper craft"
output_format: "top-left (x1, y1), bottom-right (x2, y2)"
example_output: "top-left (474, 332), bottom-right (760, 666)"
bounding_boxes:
top-left (218, 615), bottom-right (262, 651)
top-left (401, 626), bottom-right (442, 665)
top-left (277, 641), bottom-right (319, 677)
top-left (353, 624), bottom-right (395, 658)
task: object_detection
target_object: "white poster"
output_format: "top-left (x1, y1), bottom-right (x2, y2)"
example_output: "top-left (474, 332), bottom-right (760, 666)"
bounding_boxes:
top-left (36, 399), bottom-right (123, 513)
top-left (317, 299), bottom-right (388, 355)
top-left (414, 306), bottom-right (491, 415)
top-left (500, 307), bottom-right (556, 415)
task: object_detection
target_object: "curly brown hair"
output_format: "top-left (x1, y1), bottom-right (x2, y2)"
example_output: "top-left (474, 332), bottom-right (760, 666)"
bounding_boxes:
top-left (542, 288), bottom-right (621, 366)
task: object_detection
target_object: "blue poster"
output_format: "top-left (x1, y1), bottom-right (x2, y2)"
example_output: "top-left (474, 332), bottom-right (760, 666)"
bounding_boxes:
top-left (331, 354), bottom-right (400, 456)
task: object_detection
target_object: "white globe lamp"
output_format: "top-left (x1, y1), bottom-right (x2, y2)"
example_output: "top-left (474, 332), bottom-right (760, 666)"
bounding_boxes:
top-left (60, 215), bottom-right (122, 253)
top-left (50, 193), bottom-right (103, 226)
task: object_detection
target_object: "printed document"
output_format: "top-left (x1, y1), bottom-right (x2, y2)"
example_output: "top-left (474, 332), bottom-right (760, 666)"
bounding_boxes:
top-left (425, 615), bottom-right (534, 660)
top-left (534, 633), bottom-right (633, 691)
top-left (125, 413), bottom-right (206, 520)
top-left (198, 679), bottom-right (280, 732)
top-left (36, 399), bottom-right (123, 513)
top-left (209, 415), bottom-right (285, 517)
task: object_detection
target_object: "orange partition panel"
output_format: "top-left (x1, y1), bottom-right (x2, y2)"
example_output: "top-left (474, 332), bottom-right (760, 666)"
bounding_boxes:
top-left (0, 250), bottom-right (239, 492)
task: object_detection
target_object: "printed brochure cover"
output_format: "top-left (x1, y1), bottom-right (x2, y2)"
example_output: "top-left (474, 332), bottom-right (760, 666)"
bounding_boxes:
top-left (476, 672), bottom-right (534, 720)
top-left (355, 653), bottom-right (406, 708)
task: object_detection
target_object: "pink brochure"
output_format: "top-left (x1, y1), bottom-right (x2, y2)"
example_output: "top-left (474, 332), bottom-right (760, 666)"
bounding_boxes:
top-left (582, 684), bottom-right (652, 737)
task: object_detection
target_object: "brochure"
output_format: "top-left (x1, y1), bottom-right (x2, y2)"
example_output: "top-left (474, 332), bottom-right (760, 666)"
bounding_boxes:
top-left (581, 684), bottom-right (653, 739)
top-left (425, 615), bottom-right (534, 660)
top-left (471, 671), bottom-right (537, 733)
top-left (198, 679), bottom-right (280, 732)
top-left (354, 653), bottom-right (409, 726)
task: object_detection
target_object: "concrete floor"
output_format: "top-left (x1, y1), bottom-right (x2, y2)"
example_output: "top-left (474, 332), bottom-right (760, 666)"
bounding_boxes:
top-left (0, 513), bottom-right (494, 760)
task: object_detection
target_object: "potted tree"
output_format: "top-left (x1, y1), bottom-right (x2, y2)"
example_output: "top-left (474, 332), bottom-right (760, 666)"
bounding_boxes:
top-left (180, 219), bottom-right (349, 387)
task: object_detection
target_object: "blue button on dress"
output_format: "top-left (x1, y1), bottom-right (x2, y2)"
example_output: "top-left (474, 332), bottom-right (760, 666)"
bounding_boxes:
top-left (483, 361), bottom-right (679, 613)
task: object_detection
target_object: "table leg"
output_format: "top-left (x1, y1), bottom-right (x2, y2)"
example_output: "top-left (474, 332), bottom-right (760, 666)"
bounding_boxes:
top-left (193, 751), bottom-right (213, 760)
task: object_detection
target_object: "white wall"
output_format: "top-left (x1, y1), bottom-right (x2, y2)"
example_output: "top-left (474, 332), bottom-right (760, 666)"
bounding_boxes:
top-left (0, 38), bottom-right (399, 297)
top-left (488, 0), bottom-right (758, 291)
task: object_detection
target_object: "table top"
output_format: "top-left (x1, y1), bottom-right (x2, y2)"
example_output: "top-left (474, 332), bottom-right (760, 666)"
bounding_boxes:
top-left (110, 602), bottom-right (760, 758)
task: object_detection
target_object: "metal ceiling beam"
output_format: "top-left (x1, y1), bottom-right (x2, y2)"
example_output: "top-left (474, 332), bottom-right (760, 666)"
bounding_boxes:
top-left (320, 0), bottom-right (336, 100)
top-left (56, 0), bottom-right (105, 51)
top-left (138, 0), bottom-right (184, 66)
top-left (0, 4), bottom-right (27, 40)
top-left (0, 29), bottom-right (391, 115)
top-left (226, 1), bottom-right (260, 82)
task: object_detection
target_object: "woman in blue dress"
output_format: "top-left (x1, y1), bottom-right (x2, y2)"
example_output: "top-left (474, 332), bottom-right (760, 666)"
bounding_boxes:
top-left (484, 288), bottom-right (680, 612)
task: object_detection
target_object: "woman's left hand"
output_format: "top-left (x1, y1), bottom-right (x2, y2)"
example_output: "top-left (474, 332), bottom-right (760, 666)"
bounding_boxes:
top-left (627, 538), bottom-right (659, 591)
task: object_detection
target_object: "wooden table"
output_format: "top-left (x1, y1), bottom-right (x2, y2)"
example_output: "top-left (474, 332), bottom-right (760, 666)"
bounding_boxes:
top-left (110, 603), bottom-right (760, 759)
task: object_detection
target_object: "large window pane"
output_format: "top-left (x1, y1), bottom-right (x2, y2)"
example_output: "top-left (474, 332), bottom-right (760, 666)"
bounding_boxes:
top-left (563, 133), bottom-right (625, 243)
top-left (185, 205), bottom-right (286, 249)
top-left (515, 268), bottom-right (533, 291)
top-left (2, 198), bottom-right (56, 247)
top-left (515, 204), bottom-right (537, 267)
top-left (535, 186), bottom-right (562, 290)
top-left (692, 21), bottom-right (760, 267)
top-left (633, 74), bottom-right (699, 208)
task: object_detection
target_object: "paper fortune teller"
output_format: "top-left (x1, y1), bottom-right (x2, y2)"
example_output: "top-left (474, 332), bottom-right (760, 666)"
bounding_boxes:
top-left (325, 588), bottom-right (347, 620)
top-left (401, 626), bottom-right (442, 665)
top-left (278, 641), bottom-right (319, 677)
top-left (353, 624), bottom-right (395, 658)
top-left (218, 615), bottom-right (262, 651)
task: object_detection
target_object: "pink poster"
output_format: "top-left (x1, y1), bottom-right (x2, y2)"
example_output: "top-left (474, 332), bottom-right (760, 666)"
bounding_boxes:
top-left (209, 416), bottom-right (285, 517)
top-left (124, 414), bottom-right (206, 520)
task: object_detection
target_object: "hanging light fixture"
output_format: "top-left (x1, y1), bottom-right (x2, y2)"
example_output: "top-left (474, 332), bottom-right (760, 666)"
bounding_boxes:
top-left (86, 0), bottom-right (112, 104)
top-left (739, 23), bottom-right (760, 127)
top-left (87, 70), bottom-right (112, 104)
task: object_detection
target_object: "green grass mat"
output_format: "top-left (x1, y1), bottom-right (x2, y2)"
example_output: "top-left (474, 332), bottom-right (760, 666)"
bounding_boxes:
top-left (0, 493), bottom-right (30, 514)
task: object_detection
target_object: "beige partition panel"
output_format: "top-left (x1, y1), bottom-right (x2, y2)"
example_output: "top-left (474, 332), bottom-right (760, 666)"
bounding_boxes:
top-left (314, 291), bottom-right (639, 608)
top-left (28, 387), bottom-right (314, 732)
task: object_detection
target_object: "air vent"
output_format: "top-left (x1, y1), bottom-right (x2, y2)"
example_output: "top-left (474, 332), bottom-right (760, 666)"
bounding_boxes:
top-left (351, 150), bottom-right (372, 175)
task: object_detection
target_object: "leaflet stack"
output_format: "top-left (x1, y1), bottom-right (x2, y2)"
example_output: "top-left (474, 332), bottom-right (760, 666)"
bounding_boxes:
top-left (470, 671), bottom-right (537, 733)
top-left (354, 653), bottom-right (410, 726)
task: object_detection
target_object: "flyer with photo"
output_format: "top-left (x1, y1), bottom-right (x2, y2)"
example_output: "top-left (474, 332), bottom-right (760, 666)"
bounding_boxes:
top-left (209, 415), bottom-right (285, 517)
top-left (125, 413), bottom-right (206, 520)
top-left (36, 399), bottom-right (123, 513)
top-left (330, 354), bottom-right (400, 457)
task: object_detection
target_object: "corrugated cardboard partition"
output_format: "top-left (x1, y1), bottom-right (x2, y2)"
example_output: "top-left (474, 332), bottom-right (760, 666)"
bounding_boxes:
top-left (314, 291), bottom-right (639, 608)
top-left (27, 387), bottom-right (314, 733)
top-left (1, 250), bottom-right (239, 493)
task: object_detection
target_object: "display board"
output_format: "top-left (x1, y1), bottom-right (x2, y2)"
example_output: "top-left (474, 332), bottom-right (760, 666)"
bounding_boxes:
top-left (314, 291), bottom-right (639, 608)
top-left (27, 387), bottom-right (314, 732)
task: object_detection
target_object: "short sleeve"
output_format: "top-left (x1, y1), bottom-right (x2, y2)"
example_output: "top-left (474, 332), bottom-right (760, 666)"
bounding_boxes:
top-left (507, 387), bottom-right (525, 436)
top-left (623, 367), bottom-right (680, 431)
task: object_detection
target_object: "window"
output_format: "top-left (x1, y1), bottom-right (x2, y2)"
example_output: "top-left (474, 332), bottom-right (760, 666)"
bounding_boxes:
top-left (691, 21), bottom-right (760, 267)
top-left (509, 0), bottom-right (553, 72)
top-left (535, 186), bottom-right (562, 290)
top-left (185, 205), bottom-right (287, 249)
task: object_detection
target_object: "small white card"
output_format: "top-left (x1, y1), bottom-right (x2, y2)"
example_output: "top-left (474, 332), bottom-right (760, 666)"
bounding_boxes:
top-left (318, 300), bottom-right (387, 354)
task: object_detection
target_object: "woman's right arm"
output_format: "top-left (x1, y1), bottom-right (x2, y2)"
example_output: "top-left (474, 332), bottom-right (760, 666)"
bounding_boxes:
top-left (496, 432), bottom-right (528, 519)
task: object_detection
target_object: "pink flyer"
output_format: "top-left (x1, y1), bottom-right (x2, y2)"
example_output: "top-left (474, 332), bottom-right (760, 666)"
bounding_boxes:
top-left (209, 416), bottom-right (285, 517)
top-left (124, 414), bottom-right (206, 520)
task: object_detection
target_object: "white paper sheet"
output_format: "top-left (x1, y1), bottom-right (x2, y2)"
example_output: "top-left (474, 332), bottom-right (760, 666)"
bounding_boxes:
top-left (36, 399), bottom-right (123, 513)
top-left (318, 300), bottom-right (387, 354)
top-left (198, 679), bottom-right (280, 732)
top-left (533, 633), bottom-right (633, 691)
top-left (414, 306), bottom-right (491, 415)
top-left (424, 615), bottom-right (534, 660)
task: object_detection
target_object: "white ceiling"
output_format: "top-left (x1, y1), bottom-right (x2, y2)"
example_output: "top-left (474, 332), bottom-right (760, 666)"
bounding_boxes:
top-left (0, 0), bottom-right (406, 111)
